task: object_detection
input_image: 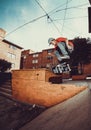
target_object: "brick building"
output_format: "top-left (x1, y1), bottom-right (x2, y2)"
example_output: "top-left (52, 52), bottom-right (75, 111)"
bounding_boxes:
top-left (21, 44), bottom-right (91, 76)
top-left (0, 28), bottom-right (23, 70)
top-left (21, 48), bottom-right (58, 70)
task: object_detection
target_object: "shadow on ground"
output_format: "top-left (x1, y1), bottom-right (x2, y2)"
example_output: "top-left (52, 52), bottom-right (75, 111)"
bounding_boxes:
top-left (0, 95), bottom-right (46, 130)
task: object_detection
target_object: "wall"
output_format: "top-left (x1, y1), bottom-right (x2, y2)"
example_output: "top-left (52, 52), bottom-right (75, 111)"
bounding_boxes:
top-left (0, 40), bottom-right (22, 70)
top-left (0, 29), bottom-right (22, 70)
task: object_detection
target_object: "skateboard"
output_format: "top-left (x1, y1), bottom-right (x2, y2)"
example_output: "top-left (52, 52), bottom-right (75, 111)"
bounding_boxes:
top-left (52, 62), bottom-right (71, 74)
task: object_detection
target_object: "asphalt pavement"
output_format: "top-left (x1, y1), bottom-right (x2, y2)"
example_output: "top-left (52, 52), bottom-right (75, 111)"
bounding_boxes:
top-left (20, 79), bottom-right (91, 130)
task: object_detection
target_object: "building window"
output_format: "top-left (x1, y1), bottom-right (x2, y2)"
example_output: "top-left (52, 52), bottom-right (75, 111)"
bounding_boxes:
top-left (9, 45), bottom-right (17, 50)
top-left (23, 56), bottom-right (26, 59)
top-left (47, 56), bottom-right (53, 60)
top-left (46, 64), bottom-right (51, 68)
top-left (47, 49), bottom-right (53, 53)
top-left (7, 52), bottom-right (16, 59)
top-left (32, 60), bottom-right (35, 63)
top-left (11, 63), bottom-right (15, 69)
top-left (12, 54), bottom-right (16, 59)
top-left (21, 55), bottom-right (26, 59)
top-left (32, 59), bottom-right (38, 64)
top-left (33, 54), bottom-right (39, 57)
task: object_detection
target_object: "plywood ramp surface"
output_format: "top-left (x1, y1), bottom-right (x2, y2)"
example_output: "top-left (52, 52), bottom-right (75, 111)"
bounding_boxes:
top-left (12, 79), bottom-right (87, 107)
top-left (12, 69), bottom-right (87, 107)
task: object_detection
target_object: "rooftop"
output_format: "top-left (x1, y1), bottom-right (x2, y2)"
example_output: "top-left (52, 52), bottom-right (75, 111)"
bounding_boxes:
top-left (3, 39), bottom-right (23, 49)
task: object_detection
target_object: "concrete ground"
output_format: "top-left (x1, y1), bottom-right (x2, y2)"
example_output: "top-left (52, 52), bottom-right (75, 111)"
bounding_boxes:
top-left (20, 79), bottom-right (91, 130)
top-left (0, 95), bottom-right (45, 130)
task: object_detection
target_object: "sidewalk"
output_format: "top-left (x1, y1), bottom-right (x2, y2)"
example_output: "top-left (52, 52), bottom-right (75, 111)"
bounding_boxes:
top-left (20, 88), bottom-right (91, 130)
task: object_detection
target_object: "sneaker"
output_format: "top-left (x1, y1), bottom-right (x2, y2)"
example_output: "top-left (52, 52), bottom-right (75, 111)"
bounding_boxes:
top-left (61, 55), bottom-right (70, 59)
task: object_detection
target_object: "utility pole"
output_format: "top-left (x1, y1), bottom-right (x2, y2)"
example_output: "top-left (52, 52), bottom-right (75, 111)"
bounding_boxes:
top-left (88, 0), bottom-right (91, 32)
top-left (89, 0), bottom-right (91, 4)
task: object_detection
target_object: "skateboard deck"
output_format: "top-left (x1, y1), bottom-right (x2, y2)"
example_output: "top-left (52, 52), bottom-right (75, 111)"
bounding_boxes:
top-left (52, 62), bottom-right (71, 74)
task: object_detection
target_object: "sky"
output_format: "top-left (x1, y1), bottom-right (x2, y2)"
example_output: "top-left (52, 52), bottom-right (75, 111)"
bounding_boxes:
top-left (0, 0), bottom-right (91, 52)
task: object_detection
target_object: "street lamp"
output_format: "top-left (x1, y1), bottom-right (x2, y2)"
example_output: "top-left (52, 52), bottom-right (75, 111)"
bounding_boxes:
top-left (88, 7), bottom-right (91, 33)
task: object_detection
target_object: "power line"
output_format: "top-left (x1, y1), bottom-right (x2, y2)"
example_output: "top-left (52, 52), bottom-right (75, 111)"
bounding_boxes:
top-left (48, 2), bottom-right (88, 35)
top-left (5, 1), bottom-right (89, 37)
top-left (48, 0), bottom-right (73, 15)
top-left (35, 0), bottom-right (61, 35)
top-left (47, 16), bottom-right (61, 34)
top-left (6, 0), bottom-right (62, 37)
top-left (48, 3), bottom-right (89, 17)
top-left (35, 0), bottom-right (47, 15)
top-left (6, 14), bottom-right (47, 36)
top-left (55, 3), bottom-right (89, 13)
top-left (52, 16), bottom-right (87, 21)
top-left (56, 20), bottom-right (84, 37)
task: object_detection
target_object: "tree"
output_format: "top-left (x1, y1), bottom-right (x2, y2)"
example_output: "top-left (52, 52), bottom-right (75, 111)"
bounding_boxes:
top-left (70, 37), bottom-right (90, 75)
top-left (0, 59), bottom-right (11, 72)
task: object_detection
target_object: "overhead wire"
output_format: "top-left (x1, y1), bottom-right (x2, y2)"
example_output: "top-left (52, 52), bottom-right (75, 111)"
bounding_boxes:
top-left (48, 0), bottom-right (73, 15)
top-left (49, 2), bottom-right (89, 36)
top-left (6, 0), bottom-right (63, 37)
top-left (48, 3), bottom-right (89, 17)
top-left (52, 16), bottom-right (87, 21)
top-left (35, 0), bottom-right (61, 35)
top-left (5, 0), bottom-right (89, 37)
top-left (57, 20), bottom-right (84, 36)
top-left (6, 14), bottom-right (47, 36)
top-left (55, 3), bottom-right (89, 13)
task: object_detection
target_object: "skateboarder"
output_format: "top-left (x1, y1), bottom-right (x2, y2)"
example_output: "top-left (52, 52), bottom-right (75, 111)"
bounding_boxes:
top-left (48, 37), bottom-right (74, 73)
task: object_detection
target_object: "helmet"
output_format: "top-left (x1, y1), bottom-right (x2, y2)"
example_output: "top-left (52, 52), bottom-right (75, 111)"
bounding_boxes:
top-left (48, 38), bottom-right (55, 45)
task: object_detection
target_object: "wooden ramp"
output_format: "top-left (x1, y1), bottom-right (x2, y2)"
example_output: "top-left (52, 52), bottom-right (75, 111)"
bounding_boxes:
top-left (12, 69), bottom-right (87, 107)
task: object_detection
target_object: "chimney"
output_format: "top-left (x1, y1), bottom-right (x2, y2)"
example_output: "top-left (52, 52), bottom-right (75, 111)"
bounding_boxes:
top-left (0, 28), bottom-right (6, 41)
